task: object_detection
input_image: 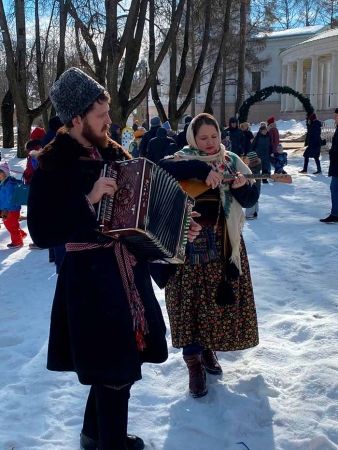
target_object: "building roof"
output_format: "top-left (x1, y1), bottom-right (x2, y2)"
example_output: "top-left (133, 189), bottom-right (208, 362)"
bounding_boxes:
top-left (257, 25), bottom-right (326, 39)
top-left (292, 26), bottom-right (338, 45)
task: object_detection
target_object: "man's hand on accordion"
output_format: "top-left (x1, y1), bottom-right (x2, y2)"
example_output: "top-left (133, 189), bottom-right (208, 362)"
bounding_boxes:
top-left (187, 211), bottom-right (202, 243)
top-left (87, 173), bottom-right (118, 205)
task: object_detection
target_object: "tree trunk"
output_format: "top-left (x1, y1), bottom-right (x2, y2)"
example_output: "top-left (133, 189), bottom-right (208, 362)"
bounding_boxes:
top-left (204, 0), bottom-right (232, 114)
top-left (220, 56), bottom-right (227, 128)
top-left (235, 0), bottom-right (248, 115)
top-left (1, 89), bottom-right (14, 148)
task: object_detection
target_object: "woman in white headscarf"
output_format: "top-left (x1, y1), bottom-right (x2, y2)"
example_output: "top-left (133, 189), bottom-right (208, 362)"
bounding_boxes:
top-left (159, 113), bottom-right (259, 399)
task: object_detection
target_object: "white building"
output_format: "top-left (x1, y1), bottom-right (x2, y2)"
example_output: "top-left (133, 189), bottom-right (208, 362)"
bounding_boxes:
top-left (149, 24), bottom-right (338, 125)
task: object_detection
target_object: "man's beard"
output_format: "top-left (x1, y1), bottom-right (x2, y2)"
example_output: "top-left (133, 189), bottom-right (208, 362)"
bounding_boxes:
top-left (82, 119), bottom-right (110, 148)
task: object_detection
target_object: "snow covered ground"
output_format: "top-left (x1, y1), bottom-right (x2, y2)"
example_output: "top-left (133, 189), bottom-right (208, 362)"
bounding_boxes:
top-left (1, 146), bottom-right (338, 450)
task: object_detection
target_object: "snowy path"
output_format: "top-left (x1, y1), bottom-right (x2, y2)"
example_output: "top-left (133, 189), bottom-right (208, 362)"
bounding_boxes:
top-left (0, 149), bottom-right (338, 450)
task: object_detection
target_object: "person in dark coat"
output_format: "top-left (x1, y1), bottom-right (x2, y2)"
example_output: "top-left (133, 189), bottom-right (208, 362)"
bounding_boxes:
top-left (27, 68), bottom-right (169, 450)
top-left (221, 117), bottom-right (245, 156)
top-left (299, 113), bottom-right (322, 174)
top-left (139, 116), bottom-right (161, 157)
top-left (240, 122), bottom-right (254, 155)
top-left (40, 115), bottom-right (65, 266)
top-left (109, 123), bottom-right (122, 145)
top-left (132, 120), bottom-right (139, 132)
top-left (41, 115), bottom-right (63, 148)
top-left (176, 115), bottom-right (193, 149)
top-left (320, 108), bottom-right (338, 223)
top-left (147, 127), bottom-right (178, 164)
top-left (250, 125), bottom-right (273, 183)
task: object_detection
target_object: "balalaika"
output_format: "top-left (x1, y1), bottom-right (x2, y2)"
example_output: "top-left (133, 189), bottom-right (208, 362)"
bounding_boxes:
top-left (97, 158), bottom-right (195, 263)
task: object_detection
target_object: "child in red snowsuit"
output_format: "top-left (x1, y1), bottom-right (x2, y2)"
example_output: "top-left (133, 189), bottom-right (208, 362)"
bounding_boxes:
top-left (0, 162), bottom-right (27, 248)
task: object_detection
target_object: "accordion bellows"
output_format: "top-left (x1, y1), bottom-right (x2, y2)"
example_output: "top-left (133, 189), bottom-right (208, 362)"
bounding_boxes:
top-left (98, 158), bottom-right (195, 263)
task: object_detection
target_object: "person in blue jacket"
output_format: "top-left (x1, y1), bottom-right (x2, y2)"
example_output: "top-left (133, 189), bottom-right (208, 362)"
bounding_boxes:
top-left (0, 161), bottom-right (27, 248)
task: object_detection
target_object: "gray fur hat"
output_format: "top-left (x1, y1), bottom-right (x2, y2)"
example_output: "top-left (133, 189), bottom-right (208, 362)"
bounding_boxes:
top-left (49, 67), bottom-right (105, 125)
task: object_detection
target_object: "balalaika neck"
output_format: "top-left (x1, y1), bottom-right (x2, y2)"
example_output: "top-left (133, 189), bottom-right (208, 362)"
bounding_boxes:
top-left (224, 173), bottom-right (271, 180)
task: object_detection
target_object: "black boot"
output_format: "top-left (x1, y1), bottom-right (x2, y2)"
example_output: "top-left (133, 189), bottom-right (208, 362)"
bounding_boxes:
top-left (299, 169), bottom-right (307, 173)
top-left (313, 170), bottom-right (322, 174)
top-left (319, 214), bottom-right (338, 223)
top-left (80, 432), bottom-right (145, 450)
top-left (183, 354), bottom-right (208, 398)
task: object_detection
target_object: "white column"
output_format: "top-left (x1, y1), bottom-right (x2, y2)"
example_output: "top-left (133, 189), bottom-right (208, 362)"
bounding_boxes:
top-left (281, 65), bottom-right (287, 111)
top-left (310, 56), bottom-right (319, 110)
top-left (286, 62), bottom-right (295, 111)
top-left (295, 59), bottom-right (304, 110)
top-left (317, 63), bottom-right (324, 110)
top-left (323, 61), bottom-right (331, 110)
top-left (330, 52), bottom-right (338, 108)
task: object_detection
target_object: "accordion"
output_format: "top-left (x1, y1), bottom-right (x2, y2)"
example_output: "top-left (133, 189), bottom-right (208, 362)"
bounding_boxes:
top-left (97, 158), bottom-right (195, 263)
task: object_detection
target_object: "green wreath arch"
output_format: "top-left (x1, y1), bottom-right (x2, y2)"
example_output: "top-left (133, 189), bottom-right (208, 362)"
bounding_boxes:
top-left (238, 85), bottom-right (314, 124)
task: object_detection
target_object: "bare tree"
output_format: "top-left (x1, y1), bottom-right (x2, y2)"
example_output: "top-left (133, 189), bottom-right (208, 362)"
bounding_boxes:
top-left (0, 0), bottom-right (51, 156)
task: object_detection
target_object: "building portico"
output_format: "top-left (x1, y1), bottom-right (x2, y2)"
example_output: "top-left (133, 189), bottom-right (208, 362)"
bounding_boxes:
top-left (280, 28), bottom-right (338, 115)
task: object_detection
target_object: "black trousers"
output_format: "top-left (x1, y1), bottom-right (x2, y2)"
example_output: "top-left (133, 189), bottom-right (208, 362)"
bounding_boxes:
top-left (82, 384), bottom-right (132, 450)
top-left (303, 156), bottom-right (321, 171)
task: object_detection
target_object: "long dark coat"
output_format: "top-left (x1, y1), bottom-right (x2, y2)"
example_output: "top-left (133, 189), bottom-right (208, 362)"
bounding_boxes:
top-left (27, 132), bottom-right (168, 386)
top-left (304, 119), bottom-right (321, 158)
top-left (329, 126), bottom-right (338, 177)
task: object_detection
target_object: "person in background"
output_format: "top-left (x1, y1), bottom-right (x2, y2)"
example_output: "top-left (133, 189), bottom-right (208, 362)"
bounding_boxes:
top-left (266, 117), bottom-right (280, 154)
top-left (299, 113), bottom-right (322, 174)
top-left (259, 121), bottom-right (267, 128)
top-left (250, 125), bottom-right (272, 184)
top-left (240, 122), bottom-right (254, 155)
top-left (139, 116), bottom-right (162, 158)
top-left (23, 127), bottom-right (46, 185)
top-left (41, 116), bottom-right (63, 148)
top-left (320, 108), bottom-right (338, 223)
top-left (40, 115), bottom-right (66, 266)
top-left (132, 120), bottom-right (139, 132)
top-left (243, 151), bottom-right (262, 220)
top-left (159, 113), bottom-right (259, 399)
top-left (128, 128), bottom-right (146, 158)
top-left (272, 144), bottom-right (288, 174)
top-left (175, 115), bottom-right (193, 150)
top-left (0, 161), bottom-right (27, 248)
top-left (109, 123), bottom-right (122, 145)
top-left (147, 127), bottom-right (178, 164)
top-left (23, 127), bottom-right (46, 250)
top-left (221, 117), bottom-right (245, 156)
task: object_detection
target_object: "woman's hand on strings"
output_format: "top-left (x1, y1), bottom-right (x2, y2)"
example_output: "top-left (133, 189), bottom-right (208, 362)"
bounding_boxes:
top-left (187, 211), bottom-right (202, 243)
top-left (231, 172), bottom-right (246, 189)
top-left (87, 170), bottom-right (118, 204)
top-left (205, 171), bottom-right (223, 189)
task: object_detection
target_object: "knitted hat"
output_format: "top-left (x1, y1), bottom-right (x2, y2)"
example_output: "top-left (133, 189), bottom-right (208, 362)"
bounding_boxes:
top-left (246, 151), bottom-right (259, 164)
top-left (49, 67), bottom-right (105, 125)
top-left (162, 121), bottom-right (171, 130)
top-left (335, 108), bottom-right (338, 114)
top-left (30, 127), bottom-right (46, 141)
top-left (134, 129), bottom-right (145, 139)
top-left (150, 116), bottom-right (161, 127)
top-left (309, 113), bottom-right (317, 121)
top-left (184, 115), bottom-right (193, 124)
top-left (277, 144), bottom-right (283, 151)
top-left (229, 117), bottom-right (238, 124)
top-left (260, 121), bottom-right (267, 127)
top-left (48, 115), bottom-right (63, 131)
top-left (267, 117), bottom-right (275, 126)
top-left (0, 161), bottom-right (10, 177)
top-left (156, 127), bottom-right (168, 138)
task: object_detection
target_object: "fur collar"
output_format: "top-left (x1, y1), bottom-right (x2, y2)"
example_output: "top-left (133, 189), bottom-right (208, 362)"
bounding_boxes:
top-left (38, 129), bottom-right (131, 171)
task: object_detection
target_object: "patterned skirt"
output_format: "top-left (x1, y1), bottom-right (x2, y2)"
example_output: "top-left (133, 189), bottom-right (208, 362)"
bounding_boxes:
top-left (165, 226), bottom-right (259, 351)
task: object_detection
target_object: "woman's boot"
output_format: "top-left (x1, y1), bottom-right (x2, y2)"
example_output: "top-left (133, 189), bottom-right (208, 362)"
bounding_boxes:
top-left (183, 354), bottom-right (208, 398)
top-left (201, 349), bottom-right (223, 375)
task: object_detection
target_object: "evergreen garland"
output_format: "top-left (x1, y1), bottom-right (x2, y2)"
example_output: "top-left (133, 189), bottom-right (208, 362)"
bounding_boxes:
top-left (238, 85), bottom-right (314, 123)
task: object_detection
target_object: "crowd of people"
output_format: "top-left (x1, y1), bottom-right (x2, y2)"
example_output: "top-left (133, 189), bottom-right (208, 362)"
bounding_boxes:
top-left (1, 66), bottom-right (338, 449)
